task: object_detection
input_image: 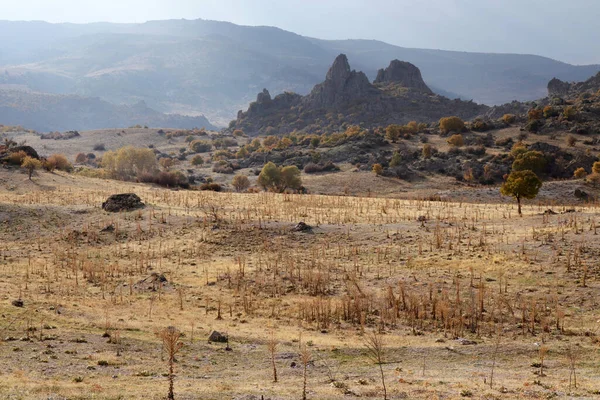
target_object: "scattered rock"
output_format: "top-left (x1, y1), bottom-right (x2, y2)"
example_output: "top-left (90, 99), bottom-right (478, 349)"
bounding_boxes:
top-left (456, 338), bottom-right (477, 345)
top-left (135, 273), bottom-right (169, 291)
top-left (208, 331), bottom-right (228, 343)
top-left (11, 299), bottom-right (24, 307)
top-left (102, 193), bottom-right (145, 213)
top-left (574, 188), bottom-right (589, 200)
top-left (291, 222), bottom-right (312, 232)
top-left (100, 224), bottom-right (115, 233)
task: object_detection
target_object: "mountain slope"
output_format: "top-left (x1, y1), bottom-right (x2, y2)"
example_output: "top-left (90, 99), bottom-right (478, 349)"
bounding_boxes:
top-left (0, 19), bottom-right (598, 126)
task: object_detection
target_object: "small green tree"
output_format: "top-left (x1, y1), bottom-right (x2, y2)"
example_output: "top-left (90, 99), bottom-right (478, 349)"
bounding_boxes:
top-left (280, 165), bottom-right (302, 191)
top-left (258, 162), bottom-right (302, 192)
top-left (258, 162), bottom-right (281, 191)
top-left (385, 125), bottom-right (401, 143)
top-left (389, 152), bottom-right (402, 167)
top-left (22, 156), bottom-right (42, 180)
top-left (512, 151), bottom-right (546, 174)
top-left (500, 170), bottom-right (542, 216)
top-left (232, 174), bottom-right (250, 192)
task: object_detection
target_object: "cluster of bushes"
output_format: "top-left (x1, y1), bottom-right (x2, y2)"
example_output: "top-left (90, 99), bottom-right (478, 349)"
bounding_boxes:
top-left (212, 160), bottom-right (239, 174)
top-left (165, 128), bottom-right (207, 139)
top-left (385, 121), bottom-right (427, 142)
top-left (212, 137), bottom-right (237, 149)
top-left (469, 119), bottom-right (494, 132)
top-left (40, 130), bottom-right (80, 140)
top-left (102, 146), bottom-right (157, 181)
top-left (189, 140), bottom-right (212, 153)
top-left (303, 161), bottom-right (340, 174)
top-left (43, 154), bottom-right (73, 172)
top-left (199, 182), bottom-right (222, 191)
top-left (139, 170), bottom-right (189, 189)
top-left (258, 162), bottom-right (303, 192)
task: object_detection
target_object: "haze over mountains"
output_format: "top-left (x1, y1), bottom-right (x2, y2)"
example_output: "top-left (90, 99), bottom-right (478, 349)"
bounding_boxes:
top-left (1, 18), bottom-right (599, 131)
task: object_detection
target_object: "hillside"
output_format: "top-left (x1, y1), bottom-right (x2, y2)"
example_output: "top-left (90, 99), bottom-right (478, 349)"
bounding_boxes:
top-left (229, 55), bottom-right (488, 135)
top-left (0, 89), bottom-right (215, 132)
top-left (0, 19), bottom-right (598, 127)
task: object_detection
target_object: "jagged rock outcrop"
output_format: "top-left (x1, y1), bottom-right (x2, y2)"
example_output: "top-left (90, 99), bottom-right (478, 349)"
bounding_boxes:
top-left (306, 54), bottom-right (376, 108)
top-left (375, 60), bottom-right (433, 94)
top-left (548, 72), bottom-right (600, 98)
top-left (256, 89), bottom-right (272, 104)
top-left (547, 78), bottom-right (572, 97)
top-left (230, 54), bottom-right (489, 136)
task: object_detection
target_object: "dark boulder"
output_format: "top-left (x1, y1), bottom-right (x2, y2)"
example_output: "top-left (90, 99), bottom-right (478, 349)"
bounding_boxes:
top-left (102, 193), bottom-right (145, 213)
top-left (11, 299), bottom-right (24, 307)
top-left (291, 222), bottom-right (312, 232)
top-left (208, 331), bottom-right (228, 343)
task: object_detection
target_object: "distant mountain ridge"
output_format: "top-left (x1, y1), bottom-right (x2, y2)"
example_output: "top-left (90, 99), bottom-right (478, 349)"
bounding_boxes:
top-left (0, 18), bottom-right (599, 128)
top-left (230, 55), bottom-right (488, 135)
top-left (0, 89), bottom-right (215, 132)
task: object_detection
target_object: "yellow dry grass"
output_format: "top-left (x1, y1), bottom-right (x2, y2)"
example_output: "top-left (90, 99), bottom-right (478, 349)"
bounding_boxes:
top-left (0, 170), bottom-right (599, 399)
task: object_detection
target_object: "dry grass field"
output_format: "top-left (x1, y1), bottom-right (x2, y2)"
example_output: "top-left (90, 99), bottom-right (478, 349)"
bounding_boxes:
top-left (1, 168), bottom-right (599, 400)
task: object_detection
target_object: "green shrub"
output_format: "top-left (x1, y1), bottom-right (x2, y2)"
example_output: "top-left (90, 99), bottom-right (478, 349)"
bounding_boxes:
top-left (191, 155), bottom-right (204, 166)
top-left (439, 116), bottom-right (465, 133)
top-left (189, 140), bottom-right (212, 153)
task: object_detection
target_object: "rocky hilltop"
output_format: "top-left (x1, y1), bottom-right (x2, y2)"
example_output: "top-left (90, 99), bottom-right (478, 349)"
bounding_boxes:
top-left (230, 54), bottom-right (488, 135)
top-left (548, 72), bottom-right (600, 98)
top-left (374, 60), bottom-right (433, 94)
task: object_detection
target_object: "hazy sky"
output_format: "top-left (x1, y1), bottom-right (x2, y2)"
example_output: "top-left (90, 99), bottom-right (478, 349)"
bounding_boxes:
top-left (3, 0), bottom-right (600, 64)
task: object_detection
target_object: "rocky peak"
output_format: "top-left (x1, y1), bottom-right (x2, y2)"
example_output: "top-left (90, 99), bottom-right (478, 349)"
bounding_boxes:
top-left (374, 60), bottom-right (432, 93)
top-left (256, 88), bottom-right (272, 104)
top-left (326, 54), bottom-right (352, 87)
top-left (307, 54), bottom-right (374, 108)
